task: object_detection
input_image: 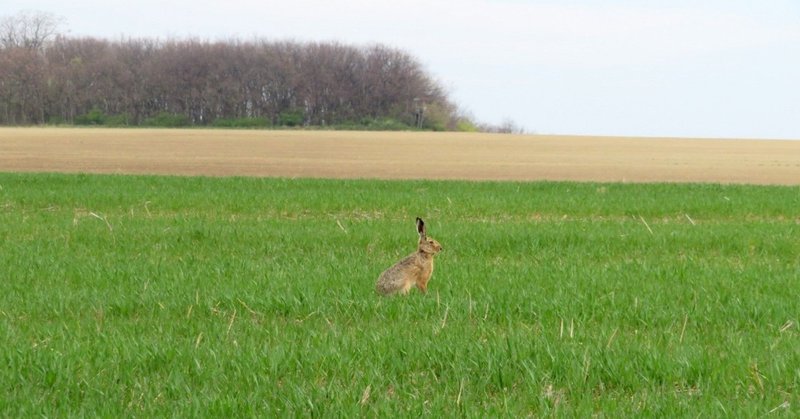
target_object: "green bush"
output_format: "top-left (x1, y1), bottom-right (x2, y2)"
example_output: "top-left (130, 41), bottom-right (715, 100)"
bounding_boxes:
top-left (456, 119), bottom-right (479, 132)
top-left (278, 109), bottom-right (304, 127)
top-left (46, 115), bottom-right (66, 125)
top-left (74, 107), bottom-right (107, 125)
top-left (212, 117), bottom-right (271, 128)
top-left (419, 103), bottom-right (450, 131)
top-left (333, 118), bottom-right (413, 131)
top-left (373, 118), bottom-right (411, 131)
top-left (142, 112), bottom-right (189, 127)
top-left (104, 113), bottom-right (131, 127)
top-left (362, 118), bottom-right (412, 131)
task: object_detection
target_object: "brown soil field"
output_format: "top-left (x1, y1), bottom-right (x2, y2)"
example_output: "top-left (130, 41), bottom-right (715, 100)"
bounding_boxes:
top-left (1, 127), bottom-right (799, 184)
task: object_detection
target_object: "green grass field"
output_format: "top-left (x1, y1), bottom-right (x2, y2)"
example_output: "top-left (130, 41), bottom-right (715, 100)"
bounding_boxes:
top-left (1, 173), bottom-right (798, 416)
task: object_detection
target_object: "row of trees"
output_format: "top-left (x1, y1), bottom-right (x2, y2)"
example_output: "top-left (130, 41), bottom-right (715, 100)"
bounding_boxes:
top-left (1, 11), bottom-right (524, 132)
top-left (0, 12), bottom-right (472, 130)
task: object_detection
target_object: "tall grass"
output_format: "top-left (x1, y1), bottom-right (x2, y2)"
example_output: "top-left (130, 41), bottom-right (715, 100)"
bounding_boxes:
top-left (0, 173), bottom-right (798, 416)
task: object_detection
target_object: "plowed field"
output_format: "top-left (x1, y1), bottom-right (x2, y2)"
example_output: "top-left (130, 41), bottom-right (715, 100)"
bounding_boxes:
top-left (2, 128), bottom-right (799, 184)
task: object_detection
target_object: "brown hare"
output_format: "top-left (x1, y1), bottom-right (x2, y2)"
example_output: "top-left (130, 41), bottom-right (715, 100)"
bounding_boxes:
top-left (375, 217), bottom-right (443, 296)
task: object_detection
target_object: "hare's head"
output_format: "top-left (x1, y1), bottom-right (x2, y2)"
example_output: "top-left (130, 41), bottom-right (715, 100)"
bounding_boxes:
top-left (416, 217), bottom-right (442, 255)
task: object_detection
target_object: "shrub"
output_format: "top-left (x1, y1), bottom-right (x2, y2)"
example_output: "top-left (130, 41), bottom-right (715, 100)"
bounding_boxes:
top-left (74, 107), bottom-right (107, 125)
top-left (332, 118), bottom-right (413, 131)
top-left (212, 117), bottom-right (271, 128)
top-left (142, 112), bottom-right (189, 127)
top-left (46, 115), bottom-right (65, 125)
top-left (104, 113), bottom-right (131, 127)
top-left (362, 118), bottom-right (412, 131)
top-left (419, 103), bottom-right (449, 132)
top-left (456, 119), bottom-right (479, 132)
top-left (278, 109), bottom-right (304, 127)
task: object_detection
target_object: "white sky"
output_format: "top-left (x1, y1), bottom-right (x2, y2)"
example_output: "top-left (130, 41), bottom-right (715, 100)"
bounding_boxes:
top-left (4, 0), bottom-right (800, 139)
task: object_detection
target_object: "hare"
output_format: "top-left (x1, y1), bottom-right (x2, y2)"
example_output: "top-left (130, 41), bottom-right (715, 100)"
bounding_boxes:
top-left (375, 217), bottom-right (443, 296)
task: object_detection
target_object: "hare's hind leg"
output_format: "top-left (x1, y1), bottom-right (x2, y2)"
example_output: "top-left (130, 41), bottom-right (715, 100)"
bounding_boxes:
top-left (399, 278), bottom-right (415, 295)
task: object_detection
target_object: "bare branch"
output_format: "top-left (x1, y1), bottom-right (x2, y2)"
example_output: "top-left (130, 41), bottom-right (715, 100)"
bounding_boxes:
top-left (0, 10), bottom-right (63, 51)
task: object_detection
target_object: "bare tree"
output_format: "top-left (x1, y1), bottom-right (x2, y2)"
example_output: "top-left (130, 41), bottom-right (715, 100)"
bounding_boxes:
top-left (0, 11), bottom-right (62, 51)
top-left (0, 34), bottom-right (467, 128)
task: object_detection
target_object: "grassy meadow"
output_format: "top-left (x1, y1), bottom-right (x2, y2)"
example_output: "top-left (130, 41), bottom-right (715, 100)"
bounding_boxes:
top-left (1, 173), bottom-right (799, 416)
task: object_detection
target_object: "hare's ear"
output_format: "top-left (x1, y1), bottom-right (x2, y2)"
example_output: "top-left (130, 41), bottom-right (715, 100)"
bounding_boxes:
top-left (416, 217), bottom-right (426, 239)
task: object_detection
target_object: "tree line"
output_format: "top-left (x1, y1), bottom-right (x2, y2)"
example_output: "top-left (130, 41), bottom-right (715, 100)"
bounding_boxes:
top-left (0, 11), bottom-right (526, 132)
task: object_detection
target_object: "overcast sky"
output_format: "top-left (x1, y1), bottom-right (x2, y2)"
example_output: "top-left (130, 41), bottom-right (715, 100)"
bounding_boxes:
top-left (4, 0), bottom-right (800, 139)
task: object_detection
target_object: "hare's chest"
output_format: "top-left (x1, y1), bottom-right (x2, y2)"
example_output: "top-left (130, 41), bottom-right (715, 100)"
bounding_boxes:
top-left (420, 260), bottom-right (434, 279)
